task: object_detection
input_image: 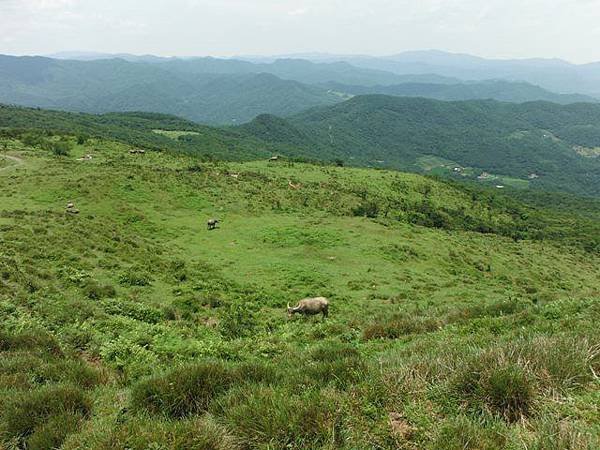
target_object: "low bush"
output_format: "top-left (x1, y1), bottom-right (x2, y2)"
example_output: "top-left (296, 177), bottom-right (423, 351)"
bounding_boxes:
top-left (82, 280), bottom-right (117, 300)
top-left (217, 385), bottom-right (343, 448)
top-left (452, 357), bottom-right (536, 423)
top-left (302, 343), bottom-right (367, 388)
top-left (0, 329), bottom-right (62, 355)
top-left (0, 354), bottom-right (102, 390)
top-left (119, 267), bottom-right (153, 287)
top-left (432, 415), bottom-right (508, 450)
top-left (26, 413), bottom-right (82, 450)
top-left (521, 336), bottom-right (600, 392)
top-left (102, 298), bottom-right (163, 324)
top-left (219, 300), bottom-right (257, 340)
top-left (363, 315), bottom-right (441, 340)
top-left (63, 416), bottom-right (241, 450)
top-left (131, 362), bottom-right (234, 417)
top-left (232, 360), bottom-right (280, 385)
top-left (521, 418), bottom-right (599, 450)
top-left (352, 200), bottom-right (380, 218)
top-left (0, 385), bottom-right (91, 444)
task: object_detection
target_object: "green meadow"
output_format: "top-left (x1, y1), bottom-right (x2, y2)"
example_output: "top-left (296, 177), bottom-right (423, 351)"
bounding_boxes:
top-left (0, 133), bottom-right (599, 449)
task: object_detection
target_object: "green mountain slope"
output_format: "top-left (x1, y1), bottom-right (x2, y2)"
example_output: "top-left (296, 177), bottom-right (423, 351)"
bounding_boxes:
top-left (0, 123), bottom-right (598, 448)
top-left (322, 80), bottom-right (597, 104)
top-left (241, 95), bottom-right (600, 196)
top-left (0, 55), bottom-right (345, 124)
top-left (0, 104), bottom-right (273, 160)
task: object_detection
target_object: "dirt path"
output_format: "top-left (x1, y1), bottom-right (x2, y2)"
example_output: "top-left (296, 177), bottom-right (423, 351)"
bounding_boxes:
top-left (0, 154), bottom-right (24, 172)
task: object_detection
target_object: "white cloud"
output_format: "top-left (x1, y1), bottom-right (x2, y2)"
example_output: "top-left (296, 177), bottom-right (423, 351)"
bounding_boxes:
top-left (288, 8), bottom-right (307, 16)
top-left (0, 0), bottom-right (599, 62)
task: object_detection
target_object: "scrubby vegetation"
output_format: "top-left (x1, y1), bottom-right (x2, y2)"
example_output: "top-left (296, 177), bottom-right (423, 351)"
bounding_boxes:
top-left (0, 126), bottom-right (598, 449)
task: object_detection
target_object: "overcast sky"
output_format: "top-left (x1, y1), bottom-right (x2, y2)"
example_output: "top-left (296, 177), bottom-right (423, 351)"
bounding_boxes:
top-left (1, 0), bottom-right (600, 63)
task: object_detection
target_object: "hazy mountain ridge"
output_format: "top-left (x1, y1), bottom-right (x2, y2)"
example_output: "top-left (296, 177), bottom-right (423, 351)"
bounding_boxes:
top-left (3, 53), bottom-right (599, 127)
top-left (0, 55), bottom-right (344, 124)
top-left (321, 80), bottom-right (596, 105)
top-left (280, 50), bottom-right (600, 97)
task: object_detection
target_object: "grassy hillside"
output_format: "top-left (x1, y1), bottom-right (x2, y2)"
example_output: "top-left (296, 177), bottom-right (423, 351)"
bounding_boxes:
top-left (0, 104), bottom-right (277, 161)
top-left (322, 80), bottom-right (597, 104)
top-left (0, 55), bottom-right (345, 124)
top-left (0, 126), bottom-right (599, 449)
top-left (4, 100), bottom-right (600, 199)
top-left (241, 95), bottom-right (600, 197)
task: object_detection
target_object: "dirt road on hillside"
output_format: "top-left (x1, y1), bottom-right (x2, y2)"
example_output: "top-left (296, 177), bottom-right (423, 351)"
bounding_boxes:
top-left (0, 154), bottom-right (24, 172)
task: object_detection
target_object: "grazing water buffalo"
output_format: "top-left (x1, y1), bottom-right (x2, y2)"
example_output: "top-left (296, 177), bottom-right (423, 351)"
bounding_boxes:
top-left (287, 297), bottom-right (329, 318)
top-left (207, 219), bottom-right (219, 230)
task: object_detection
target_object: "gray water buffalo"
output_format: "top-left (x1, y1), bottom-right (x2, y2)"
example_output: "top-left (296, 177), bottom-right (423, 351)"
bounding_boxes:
top-left (287, 297), bottom-right (329, 318)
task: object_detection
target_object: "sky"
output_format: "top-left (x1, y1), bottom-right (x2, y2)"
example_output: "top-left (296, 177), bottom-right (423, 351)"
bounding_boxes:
top-left (1, 0), bottom-right (600, 63)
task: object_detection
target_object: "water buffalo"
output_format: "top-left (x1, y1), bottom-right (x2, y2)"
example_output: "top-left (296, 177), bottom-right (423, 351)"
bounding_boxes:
top-left (287, 297), bottom-right (329, 318)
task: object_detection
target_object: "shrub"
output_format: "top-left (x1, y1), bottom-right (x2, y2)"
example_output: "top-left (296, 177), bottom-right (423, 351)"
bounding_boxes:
top-left (521, 336), bottom-right (599, 392)
top-left (0, 385), bottom-right (91, 442)
top-left (131, 362), bottom-right (234, 417)
top-left (301, 343), bottom-right (366, 388)
top-left (363, 315), bottom-right (441, 340)
top-left (219, 300), bottom-right (257, 340)
top-left (83, 280), bottom-right (117, 299)
top-left (49, 140), bottom-right (72, 157)
top-left (0, 354), bottom-right (102, 390)
top-left (217, 386), bottom-right (343, 448)
top-left (522, 418), bottom-right (598, 450)
top-left (119, 267), bottom-right (153, 287)
top-left (352, 200), bottom-right (379, 218)
top-left (452, 359), bottom-right (536, 423)
top-left (232, 360), bottom-right (280, 385)
top-left (63, 416), bottom-right (241, 450)
top-left (102, 299), bottom-right (163, 324)
top-left (453, 298), bottom-right (524, 321)
top-left (26, 413), bottom-right (81, 450)
top-left (0, 329), bottom-right (62, 355)
top-left (432, 415), bottom-right (508, 450)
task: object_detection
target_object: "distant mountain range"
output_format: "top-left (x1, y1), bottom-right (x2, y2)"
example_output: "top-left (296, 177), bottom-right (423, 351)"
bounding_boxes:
top-left (320, 80), bottom-right (595, 105)
top-left (0, 55), bottom-right (346, 124)
top-left (2, 53), bottom-right (599, 125)
top-left (241, 50), bottom-right (600, 98)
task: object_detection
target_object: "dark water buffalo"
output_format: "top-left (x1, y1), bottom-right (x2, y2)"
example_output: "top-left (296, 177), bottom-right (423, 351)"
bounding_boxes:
top-left (287, 297), bottom-right (329, 318)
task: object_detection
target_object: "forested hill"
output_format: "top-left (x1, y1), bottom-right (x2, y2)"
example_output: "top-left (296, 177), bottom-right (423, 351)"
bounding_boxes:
top-left (240, 95), bottom-right (600, 197)
top-left (0, 105), bottom-right (273, 161)
top-left (321, 80), bottom-right (597, 105)
top-left (3, 99), bottom-right (600, 197)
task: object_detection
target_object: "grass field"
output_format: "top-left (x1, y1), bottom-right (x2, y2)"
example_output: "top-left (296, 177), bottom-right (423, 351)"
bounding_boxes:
top-left (0, 135), bottom-right (599, 449)
top-left (153, 129), bottom-right (202, 139)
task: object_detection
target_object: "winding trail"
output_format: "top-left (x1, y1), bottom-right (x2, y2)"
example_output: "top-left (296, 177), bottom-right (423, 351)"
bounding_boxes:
top-left (0, 154), bottom-right (24, 172)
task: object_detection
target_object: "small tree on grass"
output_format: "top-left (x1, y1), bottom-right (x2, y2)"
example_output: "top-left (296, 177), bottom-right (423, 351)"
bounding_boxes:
top-left (49, 140), bottom-right (73, 157)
